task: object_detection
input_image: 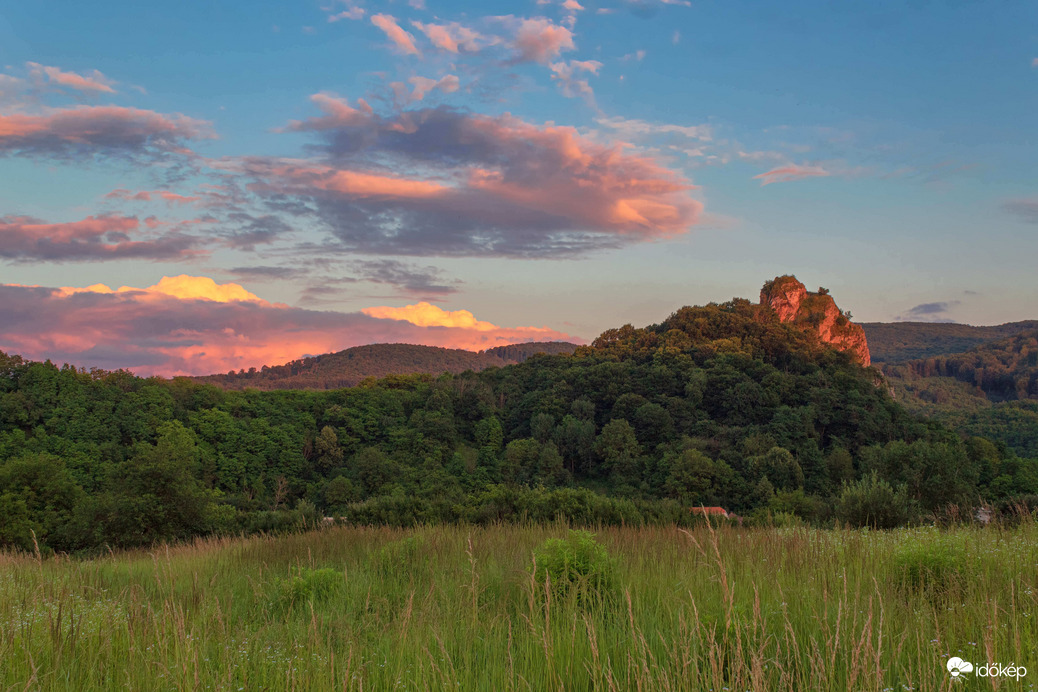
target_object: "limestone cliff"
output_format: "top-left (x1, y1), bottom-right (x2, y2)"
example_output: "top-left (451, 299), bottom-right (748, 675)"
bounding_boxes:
top-left (759, 275), bottom-right (871, 366)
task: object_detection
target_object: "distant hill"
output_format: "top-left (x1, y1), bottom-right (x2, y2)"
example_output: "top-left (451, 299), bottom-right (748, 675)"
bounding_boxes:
top-left (862, 321), bottom-right (1038, 363)
top-left (879, 330), bottom-right (1038, 457)
top-left (896, 330), bottom-right (1038, 402)
top-left (880, 329), bottom-right (1038, 406)
top-left (192, 341), bottom-right (579, 390)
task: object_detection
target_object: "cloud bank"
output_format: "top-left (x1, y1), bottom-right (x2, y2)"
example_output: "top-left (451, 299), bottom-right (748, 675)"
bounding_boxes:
top-left (0, 277), bottom-right (580, 376)
top-left (264, 98), bottom-right (701, 257)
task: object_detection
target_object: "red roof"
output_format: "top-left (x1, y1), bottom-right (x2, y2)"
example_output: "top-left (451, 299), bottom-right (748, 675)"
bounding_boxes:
top-left (690, 506), bottom-right (729, 516)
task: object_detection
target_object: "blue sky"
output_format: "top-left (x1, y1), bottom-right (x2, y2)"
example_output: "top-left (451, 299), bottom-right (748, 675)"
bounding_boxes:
top-left (0, 0), bottom-right (1036, 374)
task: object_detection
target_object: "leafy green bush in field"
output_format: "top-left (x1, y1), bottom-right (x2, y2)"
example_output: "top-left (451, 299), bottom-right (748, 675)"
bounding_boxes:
top-left (835, 472), bottom-right (915, 529)
top-left (269, 567), bottom-right (342, 611)
top-left (532, 530), bottom-right (616, 603)
top-left (372, 535), bottom-right (428, 578)
top-left (891, 535), bottom-right (972, 596)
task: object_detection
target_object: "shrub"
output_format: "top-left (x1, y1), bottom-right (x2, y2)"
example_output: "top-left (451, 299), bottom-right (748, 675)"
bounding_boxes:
top-left (532, 530), bottom-right (617, 604)
top-left (372, 535), bottom-right (428, 578)
top-left (891, 536), bottom-right (973, 596)
top-left (268, 567), bottom-right (342, 611)
top-left (835, 472), bottom-right (915, 529)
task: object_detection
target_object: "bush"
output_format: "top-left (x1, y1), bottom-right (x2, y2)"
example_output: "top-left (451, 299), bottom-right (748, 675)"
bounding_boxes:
top-left (371, 535), bottom-right (429, 578)
top-left (891, 536), bottom-right (972, 596)
top-left (835, 472), bottom-right (915, 529)
top-left (268, 567), bottom-right (342, 611)
top-left (532, 530), bottom-right (617, 604)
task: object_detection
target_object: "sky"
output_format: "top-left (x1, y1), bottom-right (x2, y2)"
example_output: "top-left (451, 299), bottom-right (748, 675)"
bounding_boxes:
top-left (1, 0), bottom-right (1036, 376)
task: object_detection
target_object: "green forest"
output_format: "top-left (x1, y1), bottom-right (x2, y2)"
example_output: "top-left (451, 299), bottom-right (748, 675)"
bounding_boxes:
top-left (3, 299), bottom-right (1037, 554)
top-left (862, 320), bottom-right (1038, 363)
top-left (879, 329), bottom-right (1038, 459)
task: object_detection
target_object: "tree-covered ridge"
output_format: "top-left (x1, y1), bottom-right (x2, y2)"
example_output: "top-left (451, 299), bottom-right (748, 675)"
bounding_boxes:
top-left (484, 342), bottom-right (579, 363)
top-left (896, 330), bottom-right (1038, 402)
top-left (877, 331), bottom-right (1038, 458)
top-left (862, 320), bottom-right (1038, 364)
top-left (192, 341), bottom-right (578, 391)
top-left (1, 300), bottom-right (1036, 554)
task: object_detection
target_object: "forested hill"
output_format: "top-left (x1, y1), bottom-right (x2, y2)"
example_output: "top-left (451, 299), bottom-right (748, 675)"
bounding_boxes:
top-left (894, 330), bottom-right (1038, 402)
top-left (875, 331), bottom-right (1038, 458)
top-left (193, 342), bottom-right (579, 390)
top-left (484, 342), bottom-right (579, 363)
top-left (3, 287), bottom-right (1037, 555)
top-left (862, 321), bottom-right (1038, 363)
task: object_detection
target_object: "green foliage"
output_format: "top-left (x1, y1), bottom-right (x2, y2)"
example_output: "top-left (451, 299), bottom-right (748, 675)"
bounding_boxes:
top-left (3, 523), bottom-right (1038, 691)
top-left (88, 421), bottom-right (215, 548)
top-left (268, 567), bottom-right (343, 611)
top-left (898, 330), bottom-right (1038, 402)
top-left (891, 534), bottom-right (973, 596)
top-left (0, 453), bottom-right (84, 552)
top-left (1, 292), bottom-right (1033, 553)
top-left (372, 536), bottom-right (429, 578)
top-left (863, 320), bottom-right (1038, 364)
top-left (532, 530), bottom-right (616, 603)
top-left (834, 473), bottom-right (914, 529)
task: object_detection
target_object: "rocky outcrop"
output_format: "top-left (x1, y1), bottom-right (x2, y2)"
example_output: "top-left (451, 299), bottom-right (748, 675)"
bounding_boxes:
top-left (760, 276), bottom-right (871, 366)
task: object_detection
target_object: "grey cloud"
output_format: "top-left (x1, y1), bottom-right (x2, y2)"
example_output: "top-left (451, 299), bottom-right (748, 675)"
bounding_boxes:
top-left (1004, 198), bottom-right (1038, 224)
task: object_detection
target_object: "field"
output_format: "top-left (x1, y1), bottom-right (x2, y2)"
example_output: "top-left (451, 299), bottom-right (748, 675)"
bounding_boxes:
top-left (2, 522), bottom-right (1036, 691)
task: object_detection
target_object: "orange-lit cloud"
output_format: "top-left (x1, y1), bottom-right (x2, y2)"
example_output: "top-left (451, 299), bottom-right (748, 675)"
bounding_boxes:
top-left (549, 60), bottom-right (601, 102)
top-left (269, 102), bottom-right (701, 256)
top-left (404, 74), bottom-right (460, 102)
top-left (279, 93), bottom-right (374, 132)
top-left (0, 214), bottom-right (205, 262)
top-left (363, 301), bottom-right (502, 330)
top-left (0, 278), bottom-right (581, 377)
top-left (509, 17), bottom-right (575, 63)
top-left (27, 62), bottom-right (116, 93)
top-left (56, 275), bottom-right (268, 304)
top-left (753, 164), bottom-right (830, 186)
top-left (410, 20), bottom-right (488, 53)
top-left (0, 106), bottom-right (212, 158)
top-left (105, 189), bottom-right (201, 205)
top-left (371, 14), bottom-right (420, 55)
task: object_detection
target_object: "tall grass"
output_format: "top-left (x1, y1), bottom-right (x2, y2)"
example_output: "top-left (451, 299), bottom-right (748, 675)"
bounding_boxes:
top-left (1, 520), bottom-right (1036, 690)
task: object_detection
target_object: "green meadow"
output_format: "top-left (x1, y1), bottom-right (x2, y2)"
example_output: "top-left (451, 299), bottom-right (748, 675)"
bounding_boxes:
top-left (2, 521), bottom-right (1036, 691)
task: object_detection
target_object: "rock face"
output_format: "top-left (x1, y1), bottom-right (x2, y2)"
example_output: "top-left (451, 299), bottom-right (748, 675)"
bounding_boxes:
top-left (760, 276), bottom-right (871, 366)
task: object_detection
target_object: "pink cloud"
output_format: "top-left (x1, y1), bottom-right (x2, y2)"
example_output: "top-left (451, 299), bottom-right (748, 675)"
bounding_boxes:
top-left (266, 102), bottom-right (702, 255)
top-left (105, 189), bottom-right (201, 205)
top-left (0, 279), bottom-right (581, 376)
top-left (279, 93), bottom-right (374, 132)
top-left (389, 75), bottom-right (461, 105)
top-left (549, 60), bottom-right (602, 102)
top-left (510, 17), bottom-right (575, 63)
top-left (0, 214), bottom-right (206, 262)
top-left (328, 2), bottom-right (365, 22)
top-left (248, 160), bottom-right (449, 199)
top-left (27, 62), bottom-right (117, 93)
top-left (370, 14), bottom-right (420, 55)
top-left (753, 164), bottom-right (831, 186)
top-left (410, 20), bottom-right (487, 53)
top-left (0, 105), bottom-right (213, 158)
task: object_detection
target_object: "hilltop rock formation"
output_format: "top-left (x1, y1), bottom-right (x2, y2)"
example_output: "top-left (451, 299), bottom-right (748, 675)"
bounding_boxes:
top-left (760, 275), bottom-right (871, 366)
